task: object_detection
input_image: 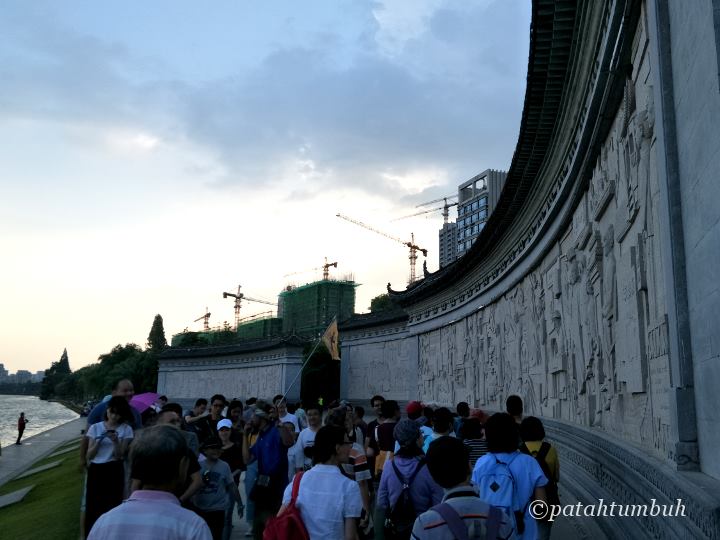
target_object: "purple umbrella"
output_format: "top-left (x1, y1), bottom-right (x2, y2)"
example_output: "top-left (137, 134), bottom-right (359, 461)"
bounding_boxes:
top-left (130, 392), bottom-right (160, 413)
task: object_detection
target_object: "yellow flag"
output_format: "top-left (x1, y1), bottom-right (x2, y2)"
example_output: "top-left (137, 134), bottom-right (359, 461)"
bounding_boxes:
top-left (321, 318), bottom-right (340, 361)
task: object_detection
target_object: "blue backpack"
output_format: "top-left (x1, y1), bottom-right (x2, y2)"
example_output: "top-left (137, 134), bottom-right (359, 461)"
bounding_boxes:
top-left (474, 453), bottom-right (526, 534)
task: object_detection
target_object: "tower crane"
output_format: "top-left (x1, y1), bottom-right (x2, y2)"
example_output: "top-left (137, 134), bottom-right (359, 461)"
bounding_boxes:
top-left (194, 308), bottom-right (211, 331)
top-left (283, 258), bottom-right (338, 281)
top-left (393, 195), bottom-right (458, 224)
top-left (336, 213), bottom-right (428, 285)
top-left (222, 285), bottom-right (278, 327)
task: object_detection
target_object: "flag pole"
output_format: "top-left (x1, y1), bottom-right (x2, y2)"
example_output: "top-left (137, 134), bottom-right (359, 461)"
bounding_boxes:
top-left (282, 333), bottom-right (323, 402)
top-left (283, 316), bottom-right (338, 402)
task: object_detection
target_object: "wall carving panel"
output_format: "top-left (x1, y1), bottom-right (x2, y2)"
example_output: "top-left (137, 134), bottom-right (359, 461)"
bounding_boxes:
top-left (413, 17), bottom-right (674, 465)
top-left (160, 363), bottom-right (289, 401)
top-left (344, 331), bottom-right (414, 402)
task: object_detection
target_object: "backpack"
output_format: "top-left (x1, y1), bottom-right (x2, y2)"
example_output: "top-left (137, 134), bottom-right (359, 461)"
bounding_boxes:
top-left (263, 472), bottom-right (309, 540)
top-left (432, 502), bottom-right (504, 540)
top-left (474, 453), bottom-right (526, 534)
top-left (385, 458), bottom-right (425, 539)
top-left (520, 441), bottom-right (560, 517)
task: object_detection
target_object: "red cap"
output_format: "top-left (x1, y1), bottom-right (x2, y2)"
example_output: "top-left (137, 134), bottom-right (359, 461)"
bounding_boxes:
top-left (469, 408), bottom-right (488, 423)
top-left (406, 401), bottom-right (423, 417)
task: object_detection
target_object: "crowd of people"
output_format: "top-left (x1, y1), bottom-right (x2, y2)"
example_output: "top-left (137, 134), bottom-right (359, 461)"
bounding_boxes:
top-left (80, 378), bottom-right (561, 540)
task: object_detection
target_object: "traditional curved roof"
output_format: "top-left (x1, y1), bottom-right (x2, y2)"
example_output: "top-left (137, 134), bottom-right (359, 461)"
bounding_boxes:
top-left (158, 334), bottom-right (307, 360)
top-left (390, 0), bottom-right (578, 304)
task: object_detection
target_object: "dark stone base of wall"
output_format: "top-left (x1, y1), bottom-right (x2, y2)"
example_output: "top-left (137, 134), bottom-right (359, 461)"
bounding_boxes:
top-left (543, 418), bottom-right (720, 539)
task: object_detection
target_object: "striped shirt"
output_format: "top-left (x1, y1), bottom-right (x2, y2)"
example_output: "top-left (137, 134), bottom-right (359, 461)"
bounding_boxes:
top-left (463, 439), bottom-right (488, 469)
top-left (87, 490), bottom-right (212, 540)
top-left (411, 486), bottom-right (515, 540)
top-left (342, 442), bottom-right (372, 482)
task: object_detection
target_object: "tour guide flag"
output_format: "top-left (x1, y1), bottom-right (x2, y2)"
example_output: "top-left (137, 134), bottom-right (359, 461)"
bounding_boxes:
top-left (321, 318), bottom-right (340, 361)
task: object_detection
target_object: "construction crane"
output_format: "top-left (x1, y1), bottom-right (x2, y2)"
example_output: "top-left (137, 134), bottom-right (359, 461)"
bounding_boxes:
top-left (222, 285), bottom-right (278, 327)
top-left (393, 195), bottom-right (458, 224)
top-left (283, 258), bottom-right (338, 281)
top-left (194, 308), bottom-right (211, 331)
top-left (336, 213), bottom-right (428, 285)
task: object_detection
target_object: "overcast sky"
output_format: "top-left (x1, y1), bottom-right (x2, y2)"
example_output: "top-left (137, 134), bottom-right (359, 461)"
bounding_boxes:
top-left (0, 0), bottom-right (531, 373)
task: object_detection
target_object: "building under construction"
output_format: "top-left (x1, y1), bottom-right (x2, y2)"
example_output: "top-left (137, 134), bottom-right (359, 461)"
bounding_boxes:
top-left (160, 277), bottom-right (357, 404)
top-left (279, 280), bottom-right (356, 336)
top-left (170, 278), bottom-right (357, 346)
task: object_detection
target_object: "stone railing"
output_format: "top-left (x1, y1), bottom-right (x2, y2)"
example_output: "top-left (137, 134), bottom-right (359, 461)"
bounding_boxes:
top-left (543, 417), bottom-right (720, 539)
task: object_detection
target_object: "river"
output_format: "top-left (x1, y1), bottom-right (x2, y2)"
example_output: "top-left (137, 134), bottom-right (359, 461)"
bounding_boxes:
top-left (0, 395), bottom-right (79, 449)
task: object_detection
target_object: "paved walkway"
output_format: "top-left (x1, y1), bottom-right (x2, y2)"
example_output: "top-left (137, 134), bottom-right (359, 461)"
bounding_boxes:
top-left (0, 417), bottom-right (84, 488)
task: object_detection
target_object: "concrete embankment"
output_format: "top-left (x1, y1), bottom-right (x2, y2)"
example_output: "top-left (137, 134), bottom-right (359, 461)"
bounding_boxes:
top-left (0, 417), bottom-right (84, 488)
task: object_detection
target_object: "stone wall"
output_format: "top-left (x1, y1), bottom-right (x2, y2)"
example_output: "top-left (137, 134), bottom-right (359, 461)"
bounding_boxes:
top-left (665, 0), bottom-right (720, 481)
top-left (158, 344), bottom-right (304, 403)
top-left (340, 319), bottom-right (416, 404)
top-left (341, 1), bottom-right (720, 535)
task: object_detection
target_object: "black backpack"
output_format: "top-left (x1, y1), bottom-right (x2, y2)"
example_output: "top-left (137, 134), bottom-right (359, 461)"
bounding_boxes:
top-left (520, 441), bottom-right (560, 518)
top-left (385, 458), bottom-right (425, 539)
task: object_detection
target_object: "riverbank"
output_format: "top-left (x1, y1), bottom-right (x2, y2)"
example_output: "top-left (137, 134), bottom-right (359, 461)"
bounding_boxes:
top-left (0, 417), bottom-right (84, 488)
top-left (0, 436), bottom-right (83, 540)
top-left (48, 398), bottom-right (84, 415)
top-left (1, 395), bottom-right (79, 450)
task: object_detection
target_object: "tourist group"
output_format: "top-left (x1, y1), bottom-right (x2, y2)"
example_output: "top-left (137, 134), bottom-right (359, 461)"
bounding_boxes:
top-left (80, 379), bottom-right (559, 540)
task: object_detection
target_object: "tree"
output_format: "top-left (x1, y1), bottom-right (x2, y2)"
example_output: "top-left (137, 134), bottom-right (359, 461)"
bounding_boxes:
top-left (369, 293), bottom-right (399, 313)
top-left (147, 314), bottom-right (168, 352)
top-left (40, 348), bottom-right (72, 400)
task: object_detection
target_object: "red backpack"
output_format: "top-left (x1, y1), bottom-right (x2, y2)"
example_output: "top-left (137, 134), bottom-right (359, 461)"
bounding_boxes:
top-left (263, 472), bottom-right (310, 540)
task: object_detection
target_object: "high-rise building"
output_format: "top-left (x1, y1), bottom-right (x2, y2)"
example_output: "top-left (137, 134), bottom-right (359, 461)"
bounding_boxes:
top-left (15, 370), bottom-right (32, 383)
top-left (439, 169), bottom-right (507, 267)
top-left (438, 222), bottom-right (458, 268)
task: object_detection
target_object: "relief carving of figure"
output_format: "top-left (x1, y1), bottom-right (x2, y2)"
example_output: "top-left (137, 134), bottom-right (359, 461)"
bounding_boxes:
top-left (625, 96), bottom-right (655, 224)
top-left (599, 225), bottom-right (617, 418)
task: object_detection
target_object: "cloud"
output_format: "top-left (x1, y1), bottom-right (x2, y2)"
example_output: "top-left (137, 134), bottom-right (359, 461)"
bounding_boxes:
top-left (0, 0), bottom-right (530, 202)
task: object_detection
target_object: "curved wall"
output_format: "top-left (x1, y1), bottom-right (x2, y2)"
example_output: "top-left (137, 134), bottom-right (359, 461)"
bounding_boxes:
top-left (342, 0), bottom-right (720, 537)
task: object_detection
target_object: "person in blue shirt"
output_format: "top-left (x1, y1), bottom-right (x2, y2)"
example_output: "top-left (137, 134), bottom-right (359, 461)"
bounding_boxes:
top-left (471, 413), bottom-right (547, 540)
top-left (241, 400), bottom-right (291, 540)
top-left (86, 379), bottom-right (143, 430)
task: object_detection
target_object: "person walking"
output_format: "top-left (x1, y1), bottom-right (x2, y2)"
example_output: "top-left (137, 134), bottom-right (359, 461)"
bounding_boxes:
top-left (88, 425), bottom-right (212, 540)
top-left (519, 417), bottom-right (560, 540)
top-left (84, 396), bottom-right (135, 537)
top-left (292, 403), bottom-right (323, 473)
top-left (411, 437), bottom-right (515, 540)
top-left (376, 419), bottom-right (443, 540)
top-left (279, 424), bottom-right (363, 539)
top-left (193, 437), bottom-right (243, 540)
top-left (16, 412), bottom-right (28, 444)
top-left (242, 400), bottom-right (290, 540)
top-left (217, 419), bottom-right (245, 540)
top-left (471, 413), bottom-right (547, 540)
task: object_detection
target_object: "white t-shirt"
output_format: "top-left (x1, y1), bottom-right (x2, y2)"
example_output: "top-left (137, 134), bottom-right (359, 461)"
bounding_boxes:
top-left (86, 421), bottom-right (134, 464)
top-left (282, 464), bottom-right (362, 540)
top-left (292, 427), bottom-right (319, 470)
top-left (279, 412), bottom-right (300, 432)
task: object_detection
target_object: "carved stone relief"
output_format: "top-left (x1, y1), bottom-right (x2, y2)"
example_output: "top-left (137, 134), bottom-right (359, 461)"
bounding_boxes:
top-left (162, 364), bottom-right (284, 401)
top-left (409, 17), bottom-right (673, 463)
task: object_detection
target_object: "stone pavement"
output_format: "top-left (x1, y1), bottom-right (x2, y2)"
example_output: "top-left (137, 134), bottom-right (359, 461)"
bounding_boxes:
top-left (0, 417), bottom-right (84, 488)
top-left (0, 485), bottom-right (35, 509)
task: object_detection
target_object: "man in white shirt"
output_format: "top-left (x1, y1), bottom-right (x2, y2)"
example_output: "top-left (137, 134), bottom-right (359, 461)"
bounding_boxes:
top-left (273, 395), bottom-right (300, 433)
top-left (292, 403), bottom-right (323, 472)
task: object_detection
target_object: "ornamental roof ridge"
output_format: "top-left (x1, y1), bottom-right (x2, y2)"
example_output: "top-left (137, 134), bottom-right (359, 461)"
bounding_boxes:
top-left (389, 0), bottom-right (579, 305)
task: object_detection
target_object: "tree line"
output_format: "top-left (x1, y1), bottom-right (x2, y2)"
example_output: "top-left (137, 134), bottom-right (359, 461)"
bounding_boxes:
top-left (39, 315), bottom-right (168, 402)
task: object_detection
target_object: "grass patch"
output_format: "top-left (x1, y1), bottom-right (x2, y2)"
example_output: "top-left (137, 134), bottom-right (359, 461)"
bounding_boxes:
top-left (0, 454), bottom-right (83, 540)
